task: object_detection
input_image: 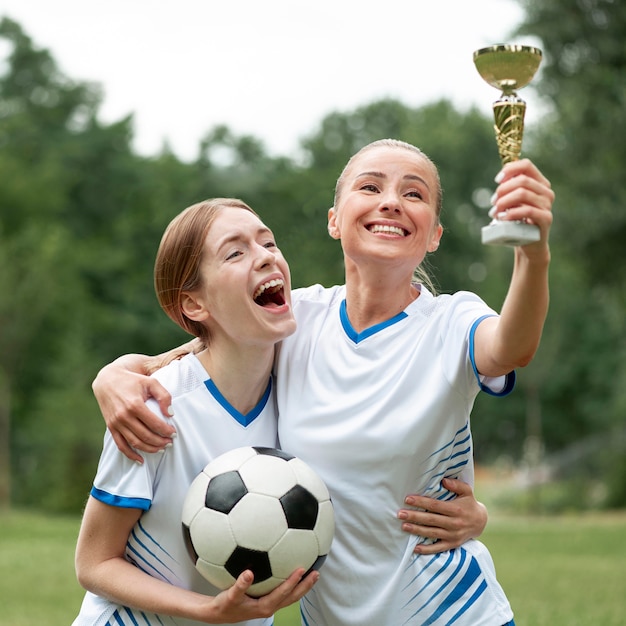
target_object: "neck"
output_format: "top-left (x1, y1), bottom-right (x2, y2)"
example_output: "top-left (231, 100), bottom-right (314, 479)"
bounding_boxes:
top-left (195, 341), bottom-right (275, 415)
top-left (343, 261), bottom-right (419, 333)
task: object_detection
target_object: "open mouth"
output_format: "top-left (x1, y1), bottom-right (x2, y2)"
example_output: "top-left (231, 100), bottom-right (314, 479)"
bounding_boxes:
top-left (253, 279), bottom-right (286, 307)
top-left (367, 224), bottom-right (408, 236)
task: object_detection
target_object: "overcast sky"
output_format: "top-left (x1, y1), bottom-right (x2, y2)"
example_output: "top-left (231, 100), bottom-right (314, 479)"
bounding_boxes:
top-left (1, 0), bottom-right (542, 160)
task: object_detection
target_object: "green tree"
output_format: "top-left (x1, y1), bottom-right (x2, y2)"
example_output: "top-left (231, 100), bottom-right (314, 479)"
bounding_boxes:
top-left (0, 17), bottom-right (103, 509)
top-left (514, 0), bottom-right (626, 505)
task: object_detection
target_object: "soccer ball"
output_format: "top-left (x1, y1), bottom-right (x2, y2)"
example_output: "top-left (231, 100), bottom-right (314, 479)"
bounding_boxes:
top-left (182, 446), bottom-right (334, 597)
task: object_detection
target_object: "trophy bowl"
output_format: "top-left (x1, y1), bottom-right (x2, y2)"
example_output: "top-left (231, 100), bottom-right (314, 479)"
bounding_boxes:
top-left (473, 45), bottom-right (542, 95)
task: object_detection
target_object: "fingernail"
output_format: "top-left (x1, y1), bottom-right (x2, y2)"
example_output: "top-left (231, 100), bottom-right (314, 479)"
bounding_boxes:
top-left (495, 170), bottom-right (505, 183)
top-left (489, 192), bottom-right (498, 205)
top-left (165, 442), bottom-right (173, 449)
top-left (167, 406), bottom-right (174, 416)
top-left (170, 431), bottom-right (177, 438)
top-left (488, 206), bottom-right (498, 219)
top-left (404, 496), bottom-right (415, 506)
top-left (398, 511), bottom-right (408, 520)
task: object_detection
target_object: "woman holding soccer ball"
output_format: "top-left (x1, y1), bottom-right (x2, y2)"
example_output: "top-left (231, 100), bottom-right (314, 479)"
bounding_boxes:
top-left (95, 139), bottom-right (554, 625)
top-left (73, 199), bottom-right (319, 625)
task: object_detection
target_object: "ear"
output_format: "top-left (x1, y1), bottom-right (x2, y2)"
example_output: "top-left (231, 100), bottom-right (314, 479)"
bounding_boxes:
top-left (181, 292), bottom-right (210, 322)
top-left (427, 224), bottom-right (444, 253)
top-left (327, 207), bottom-right (341, 239)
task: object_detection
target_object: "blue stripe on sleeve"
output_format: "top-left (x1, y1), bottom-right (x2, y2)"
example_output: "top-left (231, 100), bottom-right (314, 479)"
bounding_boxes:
top-left (469, 315), bottom-right (516, 396)
top-left (90, 486), bottom-right (151, 511)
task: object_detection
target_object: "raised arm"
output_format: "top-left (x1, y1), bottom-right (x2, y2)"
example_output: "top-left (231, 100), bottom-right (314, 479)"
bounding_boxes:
top-left (92, 341), bottom-right (200, 462)
top-left (474, 159), bottom-right (555, 377)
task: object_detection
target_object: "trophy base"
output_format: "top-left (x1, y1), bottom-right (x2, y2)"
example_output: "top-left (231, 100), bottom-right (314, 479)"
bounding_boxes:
top-left (481, 220), bottom-right (541, 247)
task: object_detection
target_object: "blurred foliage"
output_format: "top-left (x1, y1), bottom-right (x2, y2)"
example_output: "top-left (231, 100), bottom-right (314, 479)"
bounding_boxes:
top-left (1, 3), bottom-right (624, 513)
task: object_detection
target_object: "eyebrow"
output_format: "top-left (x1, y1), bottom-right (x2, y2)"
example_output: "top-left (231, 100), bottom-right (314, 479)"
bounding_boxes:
top-left (355, 171), bottom-right (431, 190)
top-left (216, 226), bottom-right (273, 249)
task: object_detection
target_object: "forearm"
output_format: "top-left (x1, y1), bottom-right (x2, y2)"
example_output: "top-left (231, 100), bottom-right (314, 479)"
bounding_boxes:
top-left (95, 353), bottom-right (152, 380)
top-left (79, 557), bottom-right (213, 622)
top-left (94, 339), bottom-right (201, 382)
top-left (496, 248), bottom-right (550, 367)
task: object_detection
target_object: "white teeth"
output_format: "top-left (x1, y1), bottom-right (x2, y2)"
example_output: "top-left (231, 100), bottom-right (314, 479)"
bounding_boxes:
top-left (253, 279), bottom-right (284, 300)
top-left (369, 224), bottom-right (406, 236)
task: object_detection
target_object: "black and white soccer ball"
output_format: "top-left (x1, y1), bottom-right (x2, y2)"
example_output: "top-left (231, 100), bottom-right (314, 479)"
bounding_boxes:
top-left (182, 446), bottom-right (334, 597)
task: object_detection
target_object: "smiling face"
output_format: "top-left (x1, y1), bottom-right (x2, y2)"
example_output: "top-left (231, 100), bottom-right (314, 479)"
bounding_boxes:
top-left (184, 206), bottom-right (296, 348)
top-left (155, 199), bottom-right (295, 349)
top-left (328, 144), bottom-right (443, 275)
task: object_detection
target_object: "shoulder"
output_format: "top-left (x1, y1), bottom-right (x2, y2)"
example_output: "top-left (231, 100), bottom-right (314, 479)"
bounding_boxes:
top-left (292, 284), bottom-right (345, 306)
top-left (416, 286), bottom-right (492, 318)
top-left (291, 284), bottom-right (346, 320)
top-left (151, 353), bottom-right (207, 400)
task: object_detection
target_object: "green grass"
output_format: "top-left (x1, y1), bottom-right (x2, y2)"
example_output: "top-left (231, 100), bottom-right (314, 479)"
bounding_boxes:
top-left (484, 512), bottom-right (626, 625)
top-left (0, 510), bottom-right (83, 626)
top-left (1, 509), bottom-right (625, 625)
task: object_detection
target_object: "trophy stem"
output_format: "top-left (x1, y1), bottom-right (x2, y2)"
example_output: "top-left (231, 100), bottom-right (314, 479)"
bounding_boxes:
top-left (493, 95), bottom-right (526, 165)
top-left (482, 91), bottom-right (540, 246)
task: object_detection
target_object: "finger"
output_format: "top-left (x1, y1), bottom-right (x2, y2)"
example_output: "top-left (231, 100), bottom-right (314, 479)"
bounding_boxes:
top-left (414, 539), bottom-right (457, 555)
top-left (495, 177), bottom-right (553, 212)
top-left (273, 569), bottom-right (319, 608)
top-left (402, 494), bottom-right (456, 517)
top-left (115, 420), bottom-right (173, 452)
top-left (441, 477), bottom-right (472, 497)
top-left (500, 158), bottom-right (551, 187)
top-left (400, 513), bottom-right (457, 535)
top-left (290, 569), bottom-right (319, 597)
top-left (231, 570), bottom-right (254, 598)
top-left (145, 378), bottom-right (176, 423)
top-left (109, 430), bottom-right (144, 464)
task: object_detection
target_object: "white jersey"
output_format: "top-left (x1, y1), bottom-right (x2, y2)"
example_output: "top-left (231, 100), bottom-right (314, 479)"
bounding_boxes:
top-left (276, 284), bottom-right (515, 626)
top-left (73, 353), bottom-right (278, 626)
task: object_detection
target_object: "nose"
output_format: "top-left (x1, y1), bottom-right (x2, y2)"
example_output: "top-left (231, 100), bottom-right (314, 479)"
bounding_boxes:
top-left (379, 189), bottom-right (402, 214)
top-left (254, 243), bottom-right (276, 269)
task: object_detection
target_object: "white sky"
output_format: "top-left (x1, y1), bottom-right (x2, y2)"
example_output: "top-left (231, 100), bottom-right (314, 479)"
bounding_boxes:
top-left (0, 0), bottom-right (542, 161)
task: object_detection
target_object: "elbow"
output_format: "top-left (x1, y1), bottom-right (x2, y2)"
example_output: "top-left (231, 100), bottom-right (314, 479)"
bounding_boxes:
top-left (75, 561), bottom-right (90, 591)
top-left (514, 344), bottom-right (540, 369)
top-left (514, 353), bottom-right (535, 369)
top-left (75, 556), bottom-right (99, 593)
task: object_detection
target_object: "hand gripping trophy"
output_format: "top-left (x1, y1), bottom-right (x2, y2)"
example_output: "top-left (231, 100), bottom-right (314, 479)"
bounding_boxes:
top-left (473, 44), bottom-right (543, 246)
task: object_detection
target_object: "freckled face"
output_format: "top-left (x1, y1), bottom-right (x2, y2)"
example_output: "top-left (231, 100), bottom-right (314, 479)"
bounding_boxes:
top-left (190, 207), bottom-right (296, 347)
top-left (328, 147), bottom-right (443, 272)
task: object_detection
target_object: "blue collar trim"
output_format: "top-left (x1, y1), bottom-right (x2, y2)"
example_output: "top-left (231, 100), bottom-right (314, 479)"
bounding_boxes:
top-left (203, 377), bottom-right (272, 427)
top-left (340, 299), bottom-right (408, 344)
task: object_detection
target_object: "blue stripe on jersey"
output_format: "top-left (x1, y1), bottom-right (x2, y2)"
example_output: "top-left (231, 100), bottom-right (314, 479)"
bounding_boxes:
top-left (425, 423), bottom-right (470, 461)
top-left (136, 519), bottom-right (176, 561)
top-left (419, 423), bottom-right (470, 496)
top-left (422, 556), bottom-right (485, 625)
top-left (403, 549), bottom-right (486, 626)
top-left (402, 550), bottom-right (465, 622)
top-left (339, 299), bottom-right (408, 343)
top-left (204, 377), bottom-right (272, 426)
top-left (110, 607), bottom-right (171, 624)
top-left (91, 486), bottom-right (151, 511)
top-left (447, 578), bottom-right (488, 624)
top-left (469, 314), bottom-right (516, 396)
top-left (127, 523), bottom-right (179, 584)
top-left (301, 590), bottom-right (322, 626)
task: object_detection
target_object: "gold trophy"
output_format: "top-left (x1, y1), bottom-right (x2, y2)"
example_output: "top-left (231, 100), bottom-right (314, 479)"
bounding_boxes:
top-left (473, 44), bottom-right (542, 246)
